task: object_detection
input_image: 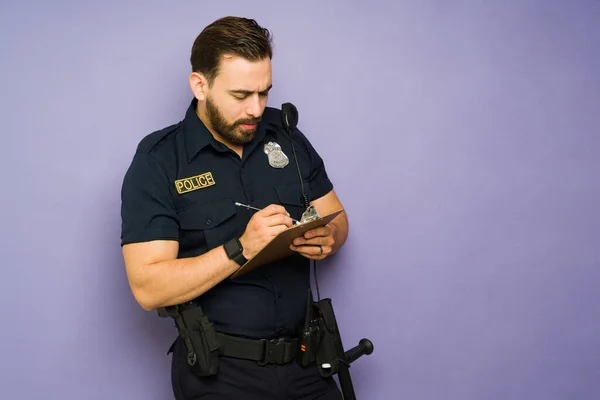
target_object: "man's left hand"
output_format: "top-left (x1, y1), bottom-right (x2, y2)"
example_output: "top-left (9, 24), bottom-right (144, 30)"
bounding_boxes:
top-left (289, 224), bottom-right (336, 260)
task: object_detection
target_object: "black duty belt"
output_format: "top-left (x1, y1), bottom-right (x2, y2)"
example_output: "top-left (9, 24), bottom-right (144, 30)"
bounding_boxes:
top-left (216, 333), bottom-right (298, 365)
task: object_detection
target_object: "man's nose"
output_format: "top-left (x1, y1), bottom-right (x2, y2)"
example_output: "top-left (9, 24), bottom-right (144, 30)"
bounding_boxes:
top-left (245, 95), bottom-right (262, 118)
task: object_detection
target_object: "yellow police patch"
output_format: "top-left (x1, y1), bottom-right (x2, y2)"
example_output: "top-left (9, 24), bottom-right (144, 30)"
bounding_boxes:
top-left (174, 172), bottom-right (215, 194)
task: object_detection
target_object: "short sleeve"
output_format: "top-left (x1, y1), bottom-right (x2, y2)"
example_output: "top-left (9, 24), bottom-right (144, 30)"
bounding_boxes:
top-left (295, 130), bottom-right (334, 201)
top-left (120, 152), bottom-right (179, 246)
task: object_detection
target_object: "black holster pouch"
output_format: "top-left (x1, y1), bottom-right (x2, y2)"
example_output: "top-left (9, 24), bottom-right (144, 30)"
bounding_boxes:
top-left (305, 297), bottom-right (363, 400)
top-left (313, 298), bottom-right (347, 378)
top-left (158, 303), bottom-right (220, 377)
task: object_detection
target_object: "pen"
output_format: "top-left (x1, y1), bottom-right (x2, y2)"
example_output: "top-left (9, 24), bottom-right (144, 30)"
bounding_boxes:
top-left (235, 202), bottom-right (300, 224)
top-left (234, 202), bottom-right (262, 212)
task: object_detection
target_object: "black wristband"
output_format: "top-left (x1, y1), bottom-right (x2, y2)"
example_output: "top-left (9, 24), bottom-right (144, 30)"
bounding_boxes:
top-left (224, 237), bottom-right (248, 266)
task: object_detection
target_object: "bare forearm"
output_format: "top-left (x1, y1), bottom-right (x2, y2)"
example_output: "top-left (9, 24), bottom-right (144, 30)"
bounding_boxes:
top-left (329, 212), bottom-right (349, 254)
top-left (134, 246), bottom-right (239, 310)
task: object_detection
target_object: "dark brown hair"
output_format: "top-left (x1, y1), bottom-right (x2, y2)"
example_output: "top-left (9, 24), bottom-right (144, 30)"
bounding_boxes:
top-left (190, 16), bottom-right (273, 84)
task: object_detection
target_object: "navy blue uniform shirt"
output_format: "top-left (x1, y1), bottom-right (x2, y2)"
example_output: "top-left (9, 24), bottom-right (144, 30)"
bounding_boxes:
top-left (120, 98), bottom-right (333, 340)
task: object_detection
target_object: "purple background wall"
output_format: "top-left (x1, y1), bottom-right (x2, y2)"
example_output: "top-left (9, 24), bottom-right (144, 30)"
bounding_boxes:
top-left (2, 1), bottom-right (599, 399)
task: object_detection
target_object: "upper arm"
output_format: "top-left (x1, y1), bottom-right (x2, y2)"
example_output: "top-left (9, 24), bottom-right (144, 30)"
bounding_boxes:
top-left (311, 189), bottom-right (349, 235)
top-left (295, 129), bottom-right (347, 228)
top-left (120, 152), bottom-right (180, 245)
top-left (311, 189), bottom-right (344, 216)
top-left (122, 240), bottom-right (179, 287)
top-left (293, 129), bottom-right (334, 202)
top-left (120, 152), bottom-right (180, 285)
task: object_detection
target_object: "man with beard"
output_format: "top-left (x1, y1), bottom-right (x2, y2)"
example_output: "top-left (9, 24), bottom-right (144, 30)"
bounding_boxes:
top-left (120, 16), bottom-right (349, 400)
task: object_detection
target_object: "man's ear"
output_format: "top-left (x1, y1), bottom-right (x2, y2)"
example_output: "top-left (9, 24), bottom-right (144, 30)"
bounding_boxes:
top-left (189, 72), bottom-right (209, 101)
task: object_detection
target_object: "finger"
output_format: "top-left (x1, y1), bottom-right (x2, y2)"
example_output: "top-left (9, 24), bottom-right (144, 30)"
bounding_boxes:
top-left (303, 225), bottom-right (332, 240)
top-left (263, 213), bottom-right (293, 228)
top-left (292, 235), bottom-right (334, 247)
top-left (291, 248), bottom-right (325, 260)
top-left (269, 224), bottom-right (290, 237)
top-left (259, 204), bottom-right (290, 218)
top-left (289, 245), bottom-right (314, 258)
top-left (289, 244), bottom-right (329, 259)
top-left (294, 226), bottom-right (333, 245)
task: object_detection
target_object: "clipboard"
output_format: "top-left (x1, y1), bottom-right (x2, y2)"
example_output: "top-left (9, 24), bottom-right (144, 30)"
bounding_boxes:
top-left (230, 209), bottom-right (344, 279)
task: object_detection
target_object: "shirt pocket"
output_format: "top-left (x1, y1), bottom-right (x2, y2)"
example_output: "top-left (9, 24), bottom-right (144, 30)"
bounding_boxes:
top-left (274, 182), bottom-right (311, 222)
top-left (177, 199), bottom-right (238, 253)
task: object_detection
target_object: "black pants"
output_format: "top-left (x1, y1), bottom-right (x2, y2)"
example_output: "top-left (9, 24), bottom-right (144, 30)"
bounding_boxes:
top-left (171, 338), bottom-right (343, 400)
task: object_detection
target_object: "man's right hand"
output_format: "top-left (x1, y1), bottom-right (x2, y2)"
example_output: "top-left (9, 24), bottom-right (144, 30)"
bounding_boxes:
top-left (239, 204), bottom-right (293, 259)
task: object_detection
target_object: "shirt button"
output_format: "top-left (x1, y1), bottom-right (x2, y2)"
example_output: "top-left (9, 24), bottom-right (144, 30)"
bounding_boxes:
top-left (205, 219), bottom-right (212, 226)
top-left (277, 292), bottom-right (282, 299)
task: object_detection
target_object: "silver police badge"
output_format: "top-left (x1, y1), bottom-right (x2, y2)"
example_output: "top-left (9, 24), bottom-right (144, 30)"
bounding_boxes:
top-left (264, 141), bottom-right (289, 168)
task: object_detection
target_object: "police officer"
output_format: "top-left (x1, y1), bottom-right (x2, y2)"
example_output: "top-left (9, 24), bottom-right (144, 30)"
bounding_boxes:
top-left (120, 16), bottom-right (349, 399)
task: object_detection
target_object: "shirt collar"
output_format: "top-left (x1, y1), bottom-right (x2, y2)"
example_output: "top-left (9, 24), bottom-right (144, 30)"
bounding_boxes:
top-left (183, 97), bottom-right (269, 163)
top-left (183, 98), bottom-right (217, 163)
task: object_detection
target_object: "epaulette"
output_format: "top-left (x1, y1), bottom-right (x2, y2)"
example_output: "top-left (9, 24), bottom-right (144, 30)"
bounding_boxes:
top-left (135, 122), bottom-right (182, 154)
top-left (262, 106), bottom-right (283, 130)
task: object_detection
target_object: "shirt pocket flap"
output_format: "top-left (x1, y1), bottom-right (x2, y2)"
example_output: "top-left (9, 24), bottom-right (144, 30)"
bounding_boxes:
top-left (178, 200), bottom-right (237, 230)
top-left (274, 182), bottom-right (307, 207)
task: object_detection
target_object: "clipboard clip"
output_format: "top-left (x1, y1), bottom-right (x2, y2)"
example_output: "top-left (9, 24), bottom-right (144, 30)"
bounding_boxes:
top-left (298, 205), bottom-right (320, 225)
